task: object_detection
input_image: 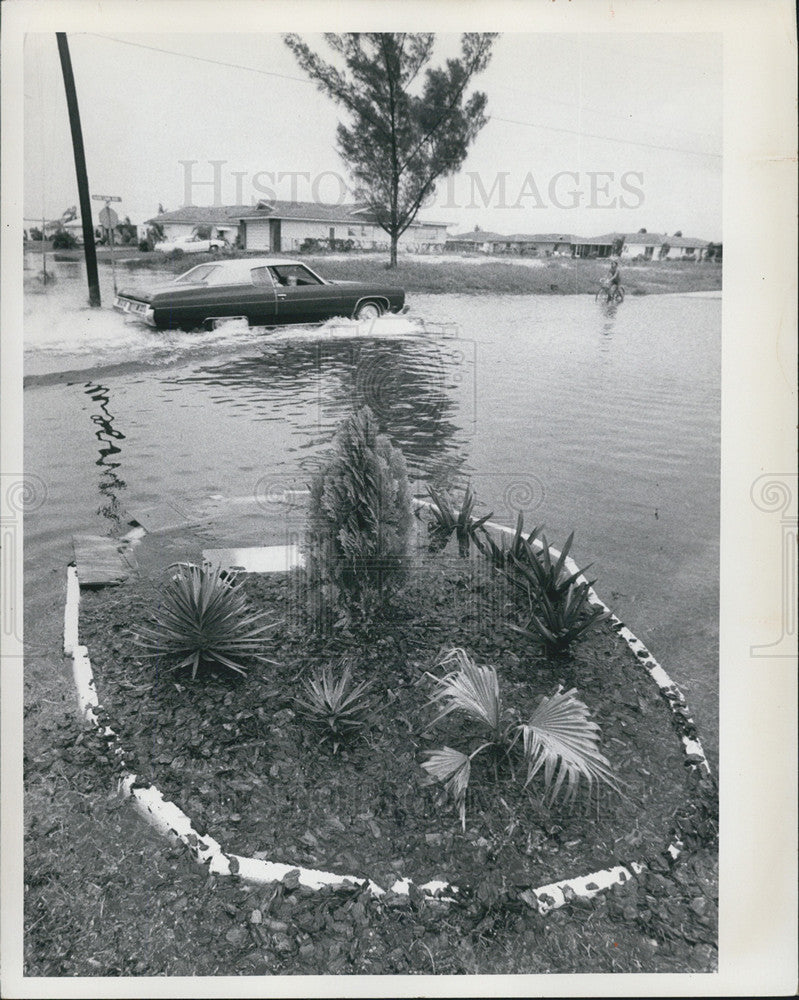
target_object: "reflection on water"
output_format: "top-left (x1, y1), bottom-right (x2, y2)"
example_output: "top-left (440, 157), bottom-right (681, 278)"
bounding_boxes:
top-left (84, 382), bottom-right (127, 528)
top-left (170, 337), bottom-right (472, 486)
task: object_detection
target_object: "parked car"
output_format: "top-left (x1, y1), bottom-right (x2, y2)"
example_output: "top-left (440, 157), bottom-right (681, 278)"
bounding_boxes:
top-left (154, 234), bottom-right (228, 254)
top-left (113, 257), bottom-right (406, 329)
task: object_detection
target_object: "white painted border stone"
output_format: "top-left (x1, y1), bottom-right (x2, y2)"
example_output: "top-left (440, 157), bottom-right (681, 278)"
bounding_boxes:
top-left (64, 503), bottom-right (713, 915)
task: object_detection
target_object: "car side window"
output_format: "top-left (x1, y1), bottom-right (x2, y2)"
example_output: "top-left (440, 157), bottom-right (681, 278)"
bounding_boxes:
top-left (269, 265), bottom-right (323, 287)
top-left (251, 266), bottom-right (275, 287)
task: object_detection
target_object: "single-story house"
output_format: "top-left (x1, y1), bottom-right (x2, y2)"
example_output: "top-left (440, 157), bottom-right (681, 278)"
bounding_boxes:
top-left (444, 228), bottom-right (508, 254)
top-left (144, 205), bottom-right (249, 245)
top-left (573, 234), bottom-right (621, 259)
top-left (619, 232), bottom-right (664, 260)
top-left (147, 201), bottom-right (449, 253)
top-left (502, 234), bottom-right (574, 256)
top-left (659, 235), bottom-right (710, 260)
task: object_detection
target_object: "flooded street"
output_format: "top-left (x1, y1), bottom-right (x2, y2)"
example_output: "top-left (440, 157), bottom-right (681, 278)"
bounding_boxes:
top-left (24, 260), bottom-right (720, 758)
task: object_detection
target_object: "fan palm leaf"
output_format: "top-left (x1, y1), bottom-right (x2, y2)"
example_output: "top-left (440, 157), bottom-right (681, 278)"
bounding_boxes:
top-left (427, 647), bottom-right (508, 739)
top-left (420, 746), bottom-right (475, 830)
top-left (521, 686), bottom-right (620, 806)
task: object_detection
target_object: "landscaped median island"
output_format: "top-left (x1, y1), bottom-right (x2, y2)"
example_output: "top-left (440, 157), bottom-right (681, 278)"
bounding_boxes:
top-left (67, 406), bottom-right (718, 972)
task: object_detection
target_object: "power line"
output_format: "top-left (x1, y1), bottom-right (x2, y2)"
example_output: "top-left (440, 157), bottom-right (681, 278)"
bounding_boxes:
top-left (78, 33), bottom-right (721, 160)
top-left (486, 114), bottom-right (721, 159)
top-left (81, 33), bottom-right (314, 85)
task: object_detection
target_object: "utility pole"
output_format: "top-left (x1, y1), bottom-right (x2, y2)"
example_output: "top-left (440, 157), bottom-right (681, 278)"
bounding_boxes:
top-left (56, 32), bottom-right (101, 307)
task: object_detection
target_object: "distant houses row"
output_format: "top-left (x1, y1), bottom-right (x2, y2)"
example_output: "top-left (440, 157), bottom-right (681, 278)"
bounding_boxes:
top-left (26, 199), bottom-right (720, 260)
top-left (444, 228), bottom-right (717, 261)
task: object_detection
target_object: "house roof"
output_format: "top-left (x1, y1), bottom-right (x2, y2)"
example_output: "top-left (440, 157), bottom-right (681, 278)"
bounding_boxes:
top-left (148, 201), bottom-right (447, 230)
top-left (667, 235), bottom-right (709, 248)
top-left (239, 200), bottom-right (380, 225)
top-left (623, 232), bottom-right (664, 246)
top-left (505, 233), bottom-right (574, 243)
top-left (572, 233), bottom-right (622, 246)
top-left (445, 229), bottom-right (508, 243)
top-left (146, 205), bottom-right (253, 225)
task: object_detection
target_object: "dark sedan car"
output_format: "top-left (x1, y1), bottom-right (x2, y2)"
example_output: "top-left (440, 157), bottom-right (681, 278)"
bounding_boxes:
top-left (113, 257), bottom-right (405, 330)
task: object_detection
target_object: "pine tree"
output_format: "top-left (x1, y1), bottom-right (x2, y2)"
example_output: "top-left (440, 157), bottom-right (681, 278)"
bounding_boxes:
top-left (285, 33), bottom-right (496, 266)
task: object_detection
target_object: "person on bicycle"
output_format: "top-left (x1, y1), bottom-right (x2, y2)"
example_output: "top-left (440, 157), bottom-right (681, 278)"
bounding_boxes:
top-left (606, 257), bottom-right (622, 301)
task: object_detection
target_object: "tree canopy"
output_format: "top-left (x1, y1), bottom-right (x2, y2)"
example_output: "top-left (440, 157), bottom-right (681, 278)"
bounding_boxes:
top-left (284, 32), bottom-right (497, 265)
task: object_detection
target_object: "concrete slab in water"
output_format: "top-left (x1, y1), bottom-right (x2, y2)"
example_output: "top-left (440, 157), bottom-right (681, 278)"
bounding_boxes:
top-left (129, 502), bottom-right (202, 533)
top-left (72, 534), bottom-right (138, 586)
top-left (202, 544), bottom-right (304, 574)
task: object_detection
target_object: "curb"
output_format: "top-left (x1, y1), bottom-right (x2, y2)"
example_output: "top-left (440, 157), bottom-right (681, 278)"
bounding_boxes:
top-left (64, 506), bottom-right (712, 915)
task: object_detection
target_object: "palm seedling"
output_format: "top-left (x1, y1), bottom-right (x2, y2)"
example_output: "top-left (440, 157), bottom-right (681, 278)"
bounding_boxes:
top-left (294, 662), bottom-right (380, 753)
top-left (426, 483), bottom-right (493, 557)
top-left (421, 648), bottom-right (618, 828)
top-left (134, 562), bottom-right (277, 678)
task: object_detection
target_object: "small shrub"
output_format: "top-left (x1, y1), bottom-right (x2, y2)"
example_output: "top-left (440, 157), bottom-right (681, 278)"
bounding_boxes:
top-left (421, 648), bottom-right (619, 828)
top-left (52, 229), bottom-right (77, 250)
top-left (295, 662), bottom-right (380, 753)
top-left (167, 247), bottom-right (185, 261)
top-left (306, 406), bottom-right (411, 616)
top-left (510, 580), bottom-right (610, 653)
top-left (474, 510), bottom-right (542, 568)
top-left (138, 240), bottom-right (151, 252)
top-left (426, 483), bottom-right (492, 557)
top-left (500, 531), bottom-right (610, 652)
top-left (133, 563), bottom-right (277, 678)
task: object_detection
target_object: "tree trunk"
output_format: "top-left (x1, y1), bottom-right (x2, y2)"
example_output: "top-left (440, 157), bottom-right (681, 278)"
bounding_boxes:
top-left (389, 231), bottom-right (398, 268)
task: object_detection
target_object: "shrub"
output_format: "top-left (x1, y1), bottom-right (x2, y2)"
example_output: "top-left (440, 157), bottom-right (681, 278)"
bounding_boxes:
top-left (138, 240), bottom-right (151, 252)
top-left (167, 247), bottom-right (185, 260)
top-left (306, 406), bottom-right (411, 616)
top-left (52, 229), bottom-right (77, 250)
top-left (295, 662), bottom-right (380, 753)
top-left (421, 648), bottom-right (619, 828)
top-left (426, 483), bottom-right (493, 557)
top-left (133, 563), bottom-right (277, 678)
top-left (500, 532), bottom-right (610, 652)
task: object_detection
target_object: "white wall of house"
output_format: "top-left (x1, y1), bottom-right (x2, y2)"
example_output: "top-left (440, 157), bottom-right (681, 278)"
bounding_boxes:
top-left (663, 245), bottom-right (702, 260)
top-left (243, 217), bottom-right (447, 252)
top-left (621, 241), bottom-right (657, 260)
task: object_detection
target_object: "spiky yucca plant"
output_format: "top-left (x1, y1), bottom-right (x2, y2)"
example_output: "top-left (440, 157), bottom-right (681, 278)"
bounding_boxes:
top-left (474, 510), bottom-right (542, 568)
top-left (501, 532), bottom-right (609, 652)
top-left (306, 406), bottom-right (411, 615)
top-left (421, 648), bottom-right (618, 828)
top-left (426, 483), bottom-right (493, 557)
top-left (134, 563), bottom-right (277, 678)
top-left (295, 662), bottom-right (380, 753)
top-left (510, 580), bottom-right (611, 652)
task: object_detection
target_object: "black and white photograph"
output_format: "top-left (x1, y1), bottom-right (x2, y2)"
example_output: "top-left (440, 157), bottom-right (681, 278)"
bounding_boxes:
top-left (1, 1), bottom-right (796, 996)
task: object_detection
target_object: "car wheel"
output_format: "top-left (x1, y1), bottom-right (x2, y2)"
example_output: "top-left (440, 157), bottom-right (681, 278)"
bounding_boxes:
top-left (209, 244), bottom-right (219, 254)
top-left (355, 301), bottom-right (382, 321)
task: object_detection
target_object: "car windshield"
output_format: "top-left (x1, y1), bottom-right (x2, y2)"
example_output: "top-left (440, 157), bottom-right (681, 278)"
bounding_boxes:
top-left (172, 264), bottom-right (221, 286)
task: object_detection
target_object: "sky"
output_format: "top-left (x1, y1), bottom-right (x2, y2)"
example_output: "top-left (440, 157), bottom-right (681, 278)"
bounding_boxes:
top-left (24, 32), bottom-right (722, 240)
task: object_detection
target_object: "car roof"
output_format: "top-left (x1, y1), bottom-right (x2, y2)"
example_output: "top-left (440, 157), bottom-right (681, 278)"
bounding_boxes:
top-left (177, 257), bottom-right (314, 282)
top-left (186, 256), bottom-right (302, 270)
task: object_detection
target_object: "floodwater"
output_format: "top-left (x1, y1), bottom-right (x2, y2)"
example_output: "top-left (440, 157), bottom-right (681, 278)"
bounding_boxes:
top-left (22, 256), bottom-right (720, 758)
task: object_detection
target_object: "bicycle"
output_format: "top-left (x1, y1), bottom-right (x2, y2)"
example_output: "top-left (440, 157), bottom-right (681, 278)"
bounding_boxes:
top-left (596, 283), bottom-right (625, 304)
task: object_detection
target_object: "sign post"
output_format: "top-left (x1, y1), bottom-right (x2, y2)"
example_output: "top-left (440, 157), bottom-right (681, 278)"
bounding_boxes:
top-left (93, 195), bottom-right (122, 294)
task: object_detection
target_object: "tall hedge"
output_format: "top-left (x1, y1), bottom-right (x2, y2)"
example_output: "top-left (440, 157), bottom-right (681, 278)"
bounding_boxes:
top-left (306, 406), bottom-right (411, 615)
